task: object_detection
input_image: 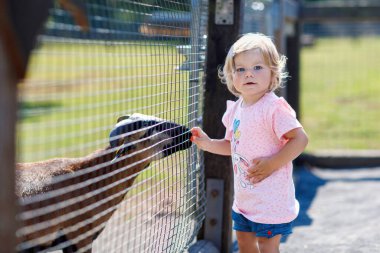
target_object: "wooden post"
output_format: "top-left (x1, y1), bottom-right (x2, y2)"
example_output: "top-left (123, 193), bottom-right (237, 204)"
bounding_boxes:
top-left (199, 1), bottom-right (242, 252)
top-left (273, 0), bottom-right (286, 99)
top-left (285, 19), bottom-right (301, 119)
top-left (0, 34), bottom-right (18, 253)
top-left (284, 0), bottom-right (301, 118)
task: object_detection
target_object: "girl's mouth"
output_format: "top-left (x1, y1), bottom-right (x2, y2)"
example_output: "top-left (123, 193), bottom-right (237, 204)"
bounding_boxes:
top-left (245, 82), bottom-right (256, 85)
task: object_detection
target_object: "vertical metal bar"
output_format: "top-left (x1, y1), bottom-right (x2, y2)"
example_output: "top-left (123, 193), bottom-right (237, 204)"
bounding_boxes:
top-left (186, 0), bottom-right (202, 239)
top-left (204, 179), bottom-right (224, 249)
top-left (188, 0), bottom-right (201, 202)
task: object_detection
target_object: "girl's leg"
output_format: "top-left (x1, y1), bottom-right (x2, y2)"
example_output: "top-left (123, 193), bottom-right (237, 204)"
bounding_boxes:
top-left (257, 235), bottom-right (282, 253)
top-left (235, 231), bottom-right (259, 253)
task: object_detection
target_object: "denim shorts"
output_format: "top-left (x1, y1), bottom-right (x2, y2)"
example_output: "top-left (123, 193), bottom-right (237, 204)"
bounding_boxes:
top-left (232, 210), bottom-right (293, 238)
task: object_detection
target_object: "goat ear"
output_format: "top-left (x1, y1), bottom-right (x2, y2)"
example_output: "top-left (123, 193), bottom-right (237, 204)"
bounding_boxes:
top-left (125, 129), bottom-right (147, 142)
top-left (117, 115), bottom-right (131, 123)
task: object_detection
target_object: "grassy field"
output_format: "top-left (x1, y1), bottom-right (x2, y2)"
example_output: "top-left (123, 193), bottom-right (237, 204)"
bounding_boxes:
top-left (18, 40), bottom-right (193, 162)
top-left (300, 36), bottom-right (380, 152)
top-left (17, 39), bottom-right (200, 194)
top-left (18, 36), bottom-right (380, 160)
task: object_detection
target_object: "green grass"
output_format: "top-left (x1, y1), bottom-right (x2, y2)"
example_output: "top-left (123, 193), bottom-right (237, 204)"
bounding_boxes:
top-left (300, 36), bottom-right (380, 152)
top-left (18, 40), bottom-right (193, 162)
top-left (19, 36), bottom-right (380, 160)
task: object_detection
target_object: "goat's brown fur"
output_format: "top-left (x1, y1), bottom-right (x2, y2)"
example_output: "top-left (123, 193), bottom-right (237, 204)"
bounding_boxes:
top-left (16, 116), bottom-right (190, 253)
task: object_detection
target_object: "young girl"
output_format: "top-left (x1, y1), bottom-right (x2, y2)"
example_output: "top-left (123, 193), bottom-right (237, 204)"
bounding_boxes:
top-left (191, 33), bottom-right (308, 253)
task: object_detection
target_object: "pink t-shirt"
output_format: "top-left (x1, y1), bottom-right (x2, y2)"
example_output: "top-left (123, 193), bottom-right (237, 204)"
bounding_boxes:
top-left (222, 92), bottom-right (302, 224)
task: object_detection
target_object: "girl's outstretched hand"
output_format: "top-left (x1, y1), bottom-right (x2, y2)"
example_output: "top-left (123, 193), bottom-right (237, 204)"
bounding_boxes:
top-left (190, 127), bottom-right (231, 156)
top-left (246, 157), bottom-right (276, 183)
top-left (190, 127), bottom-right (211, 151)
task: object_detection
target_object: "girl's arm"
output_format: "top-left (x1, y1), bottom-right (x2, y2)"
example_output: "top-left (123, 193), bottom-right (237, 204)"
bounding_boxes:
top-left (190, 127), bottom-right (231, 156)
top-left (246, 127), bottom-right (308, 183)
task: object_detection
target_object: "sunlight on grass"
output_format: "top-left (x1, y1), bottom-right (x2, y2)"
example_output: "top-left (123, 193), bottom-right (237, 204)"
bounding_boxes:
top-left (18, 40), bottom-right (192, 162)
top-left (301, 37), bottom-right (380, 152)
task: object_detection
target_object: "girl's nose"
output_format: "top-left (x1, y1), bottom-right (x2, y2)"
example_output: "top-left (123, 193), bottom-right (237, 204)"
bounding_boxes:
top-left (245, 68), bottom-right (254, 77)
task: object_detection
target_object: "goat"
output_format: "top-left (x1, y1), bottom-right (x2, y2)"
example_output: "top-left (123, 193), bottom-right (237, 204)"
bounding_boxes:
top-left (15, 113), bottom-right (192, 253)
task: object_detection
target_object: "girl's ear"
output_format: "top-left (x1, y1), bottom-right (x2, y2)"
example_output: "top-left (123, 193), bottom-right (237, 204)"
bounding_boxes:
top-left (270, 73), bottom-right (277, 90)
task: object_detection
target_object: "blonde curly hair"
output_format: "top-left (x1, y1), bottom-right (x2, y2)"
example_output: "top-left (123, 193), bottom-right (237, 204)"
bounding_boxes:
top-left (218, 33), bottom-right (288, 97)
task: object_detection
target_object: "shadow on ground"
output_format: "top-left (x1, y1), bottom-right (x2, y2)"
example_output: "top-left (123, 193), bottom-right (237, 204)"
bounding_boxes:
top-left (293, 167), bottom-right (326, 228)
top-left (280, 166), bottom-right (327, 243)
top-left (281, 167), bottom-right (380, 242)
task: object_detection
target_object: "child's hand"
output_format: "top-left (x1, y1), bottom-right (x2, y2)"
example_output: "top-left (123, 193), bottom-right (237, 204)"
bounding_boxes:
top-left (190, 127), bottom-right (211, 151)
top-left (246, 157), bottom-right (276, 183)
top-left (190, 127), bottom-right (231, 156)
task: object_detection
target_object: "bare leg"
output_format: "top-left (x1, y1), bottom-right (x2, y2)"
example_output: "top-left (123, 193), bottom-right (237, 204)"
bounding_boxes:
top-left (235, 231), bottom-right (259, 253)
top-left (258, 235), bottom-right (282, 253)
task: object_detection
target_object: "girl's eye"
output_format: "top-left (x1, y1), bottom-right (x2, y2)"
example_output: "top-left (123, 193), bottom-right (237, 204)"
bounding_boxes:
top-left (253, 66), bottom-right (263, 70)
top-left (236, 68), bottom-right (245, 73)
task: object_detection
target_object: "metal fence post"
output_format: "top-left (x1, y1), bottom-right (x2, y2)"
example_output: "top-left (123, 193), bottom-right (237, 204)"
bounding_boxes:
top-left (199, 1), bottom-right (242, 252)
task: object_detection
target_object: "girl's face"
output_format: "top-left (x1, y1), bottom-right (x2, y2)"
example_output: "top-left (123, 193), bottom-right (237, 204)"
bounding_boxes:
top-left (232, 49), bottom-right (272, 106)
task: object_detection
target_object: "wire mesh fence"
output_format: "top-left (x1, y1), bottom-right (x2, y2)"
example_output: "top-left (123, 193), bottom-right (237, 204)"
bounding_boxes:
top-left (15, 0), bottom-right (208, 252)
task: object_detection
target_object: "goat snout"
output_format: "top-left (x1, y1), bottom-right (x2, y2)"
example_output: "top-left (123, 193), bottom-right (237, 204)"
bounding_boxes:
top-left (162, 126), bottom-right (192, 157)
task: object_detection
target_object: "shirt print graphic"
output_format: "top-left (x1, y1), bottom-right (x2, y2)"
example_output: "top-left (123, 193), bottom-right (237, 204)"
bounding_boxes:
top-left (232, 118), bottom-right (254, 190)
